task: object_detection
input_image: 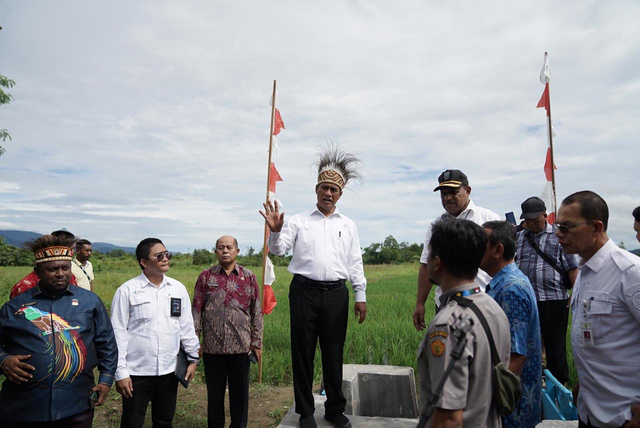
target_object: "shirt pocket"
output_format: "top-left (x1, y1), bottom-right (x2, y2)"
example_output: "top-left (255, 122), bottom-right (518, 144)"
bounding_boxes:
top-left (586, 293), bottom-right (618, 344)
top-left (130, 293), bottom-right (153, 322)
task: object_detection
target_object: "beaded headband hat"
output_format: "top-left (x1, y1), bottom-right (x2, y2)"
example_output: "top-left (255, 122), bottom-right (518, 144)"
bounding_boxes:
top-left (315, 143), bottom-right (362, 191)
top-left (34, 246), bottom-right (73, 264)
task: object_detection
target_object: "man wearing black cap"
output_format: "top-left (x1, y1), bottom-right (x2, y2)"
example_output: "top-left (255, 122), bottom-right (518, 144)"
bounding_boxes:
top-left (515, 196), bottom-right (578, 385)
top-left (414, 169), bottom-right (501, 331)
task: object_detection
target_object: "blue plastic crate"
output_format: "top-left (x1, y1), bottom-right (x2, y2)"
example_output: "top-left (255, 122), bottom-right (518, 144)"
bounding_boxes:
top-left (542, 369), bottom-right (578, 420)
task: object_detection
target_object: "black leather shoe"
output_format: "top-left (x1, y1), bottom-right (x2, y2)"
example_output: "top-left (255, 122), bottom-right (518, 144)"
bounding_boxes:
top-left (299, 414), bottom-right (318, 428)
top-left (324, 413), bottom-right (352, 428)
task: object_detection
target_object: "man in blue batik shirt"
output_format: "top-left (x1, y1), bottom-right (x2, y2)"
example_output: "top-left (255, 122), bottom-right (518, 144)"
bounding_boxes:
top-left (0, 234), bottom-right (118, 427)
top-left (480, 221), bottom-right (542, 428)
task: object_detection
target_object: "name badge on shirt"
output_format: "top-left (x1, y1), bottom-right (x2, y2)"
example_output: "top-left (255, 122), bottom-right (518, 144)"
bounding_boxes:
top-left (170, 298), bottom-right (181, 317)
top-left (582, 322), bottom-right (593, 346)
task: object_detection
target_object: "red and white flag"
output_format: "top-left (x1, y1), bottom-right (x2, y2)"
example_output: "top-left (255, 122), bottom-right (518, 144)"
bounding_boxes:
top-left (273, 109), bottom-right (285, 136)
top-left (262, 255), bottom-right (277, 315)
top-left (536, 53), bottom-right (557, 223)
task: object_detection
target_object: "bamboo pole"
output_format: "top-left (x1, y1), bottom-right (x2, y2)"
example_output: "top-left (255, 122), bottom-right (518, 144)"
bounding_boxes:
top-left (544, 53), bottom-right (558, 218)
top-left (258, 80), bottom-right (277, 384)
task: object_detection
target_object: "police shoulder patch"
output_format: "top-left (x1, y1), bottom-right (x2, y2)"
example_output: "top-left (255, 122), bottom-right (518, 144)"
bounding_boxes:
top-left (431, 339), bottom-right (446, 357)
top-left (428, 330), bottom-right (449, 340)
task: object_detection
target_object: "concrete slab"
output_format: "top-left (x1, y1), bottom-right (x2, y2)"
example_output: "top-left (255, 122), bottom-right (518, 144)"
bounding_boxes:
top-left (278, 394), bottom-right (419, 428)
top-left (342, 364), bottom-right (418, 418)
top-left (536, 421), bottom-right (579, 427)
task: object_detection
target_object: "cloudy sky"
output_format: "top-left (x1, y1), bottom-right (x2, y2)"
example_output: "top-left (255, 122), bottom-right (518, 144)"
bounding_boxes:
top-left (1, 1), bottom-right (639, 253)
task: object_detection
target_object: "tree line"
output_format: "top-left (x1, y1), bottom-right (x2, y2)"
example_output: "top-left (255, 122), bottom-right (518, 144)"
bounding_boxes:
top-left (0, 235), bottom-right (421, 267)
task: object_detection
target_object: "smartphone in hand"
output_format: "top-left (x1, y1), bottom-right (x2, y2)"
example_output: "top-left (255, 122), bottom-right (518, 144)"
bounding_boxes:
top-left (248, 350), bottom-right (258, 364)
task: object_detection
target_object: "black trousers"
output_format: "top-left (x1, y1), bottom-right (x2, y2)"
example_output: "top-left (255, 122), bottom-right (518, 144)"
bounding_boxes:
top-left (0, 408), bottom-right (94, 428)
top-left (289, 275), bottom-right (349, 417)
top-left (203, 353), bottom-right (250, 428)
top-left (121, 373), bottom-right (179, 428)
top-left (537, 299), bottom-right (569, 384)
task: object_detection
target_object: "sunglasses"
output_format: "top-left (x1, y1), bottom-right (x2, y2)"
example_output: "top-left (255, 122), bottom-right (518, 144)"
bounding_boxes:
top-left (151, 251), bottom-right (172, 262)
top-left (554, 221), bottom-right (595, 235)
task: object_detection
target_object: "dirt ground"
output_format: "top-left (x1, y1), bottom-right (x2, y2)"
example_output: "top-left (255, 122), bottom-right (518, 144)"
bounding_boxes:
top-left (93, 382), bottom-right (294, 428)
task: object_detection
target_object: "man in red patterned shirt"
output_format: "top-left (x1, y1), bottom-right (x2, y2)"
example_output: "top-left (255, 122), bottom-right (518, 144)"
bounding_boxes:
top-left (9, 229), bottom-right (78, 299)
top-left (192, 235), bottom-right (263, 428)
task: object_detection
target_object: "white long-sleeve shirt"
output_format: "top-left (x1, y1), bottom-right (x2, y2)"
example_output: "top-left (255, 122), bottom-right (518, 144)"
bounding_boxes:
top-left (110, 272), bottom-right (200, 381)
top-left (571, 239), bottom-right (640, 427)
top-left (269, 207), bottom-right (367, 302)
top-left (419, 200), bottom-right (501, 305)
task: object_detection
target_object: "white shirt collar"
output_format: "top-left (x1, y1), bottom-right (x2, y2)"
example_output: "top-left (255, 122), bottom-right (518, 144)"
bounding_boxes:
top-left (456, 199), bottom-right (476, 219)
top-left (581, 239), bottom-right (616, 274)
top-left (312, 205), bottom-right (342, 219)
top-left (138, 272), bottom-right (171, 289)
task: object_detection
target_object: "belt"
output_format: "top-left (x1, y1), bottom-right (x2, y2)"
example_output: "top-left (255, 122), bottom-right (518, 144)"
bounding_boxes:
top-left (294, 274), bottom-right (345, 290)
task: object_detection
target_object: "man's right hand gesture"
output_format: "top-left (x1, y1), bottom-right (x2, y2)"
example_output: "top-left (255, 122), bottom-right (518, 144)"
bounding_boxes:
top-left (1, 354), bottom-right (35, 383)
top-left (116, 377), bottom-right (134, 399)
top-left (259, 200), bottom-right (285, 233)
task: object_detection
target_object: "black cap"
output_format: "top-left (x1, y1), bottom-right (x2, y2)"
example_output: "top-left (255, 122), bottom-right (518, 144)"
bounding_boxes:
top-left (520, 197), bottom-right (546, 219)
top-left (434, 169), bottom-right (469, 192)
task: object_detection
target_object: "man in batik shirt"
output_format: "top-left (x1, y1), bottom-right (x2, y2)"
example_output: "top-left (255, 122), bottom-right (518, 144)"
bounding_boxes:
top-left (192, 235), bottom-right (263, 428)
top-left (481, 221), bottom-right (542, 428)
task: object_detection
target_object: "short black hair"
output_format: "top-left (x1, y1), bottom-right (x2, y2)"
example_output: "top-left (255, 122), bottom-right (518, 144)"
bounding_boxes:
top-left (75, 239), bottom-right (92, 247)
top-left (633, 206), bottom-right (640, 223)
top-left (429, 217), bottom-right (488, 280)
top-left (483, 221), bottom-right (517, 261)
top-left (136, 238), bottom-right (164, 270)
top-left (562, 191), bottom-right (609, 231)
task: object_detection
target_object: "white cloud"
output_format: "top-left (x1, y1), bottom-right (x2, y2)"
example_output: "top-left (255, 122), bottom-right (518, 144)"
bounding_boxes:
top-left (0, 182), bottom-right (20, 193)
top-left (1, 0), bottom-right (639, 252)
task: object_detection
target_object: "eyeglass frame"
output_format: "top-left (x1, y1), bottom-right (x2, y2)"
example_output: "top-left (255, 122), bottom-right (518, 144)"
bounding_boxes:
top-left (554, 220), bottom-right (596, 235)
top-left (150, 251), bottom-right (172, 262)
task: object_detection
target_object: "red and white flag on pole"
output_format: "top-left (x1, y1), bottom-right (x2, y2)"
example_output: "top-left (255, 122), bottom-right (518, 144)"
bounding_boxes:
top-left (273, 109), bottom-right (285, 136)
top-left (536, 53), bottom-right (557, 223)
top-left (263, 164), bottom-right (282, 315)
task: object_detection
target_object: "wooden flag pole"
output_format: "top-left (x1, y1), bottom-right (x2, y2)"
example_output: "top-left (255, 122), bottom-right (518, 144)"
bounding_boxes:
top-left (259, 80), bottom-right (277, 384)
top-left (544, 53), bottom-right (558, 218)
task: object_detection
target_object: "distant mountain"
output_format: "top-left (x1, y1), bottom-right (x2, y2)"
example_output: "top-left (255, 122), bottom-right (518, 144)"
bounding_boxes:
top-left (0, 230), bottom-right (41, 247)
top-left (631, 248), bottom-right (640, 257)
top-left (0, 230), bottom-right (135, 254)
top-left (92, 242), bottom-right (136, 254)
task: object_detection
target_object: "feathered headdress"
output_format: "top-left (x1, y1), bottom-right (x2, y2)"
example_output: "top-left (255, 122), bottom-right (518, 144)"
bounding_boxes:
top-left (314, 143), bottom-right (363, 190)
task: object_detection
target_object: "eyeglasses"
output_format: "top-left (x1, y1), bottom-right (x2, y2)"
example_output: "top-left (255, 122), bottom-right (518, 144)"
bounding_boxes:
top-left (151, 251), bottom-right (172, 262)
top-left (554, 221), bottom-right (595, 235)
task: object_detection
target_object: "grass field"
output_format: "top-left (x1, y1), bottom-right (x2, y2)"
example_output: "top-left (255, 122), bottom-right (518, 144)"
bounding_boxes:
top-left (0, 262), bottom-right (430, 386)
top-left (0, 261), bottom-right (577, 426)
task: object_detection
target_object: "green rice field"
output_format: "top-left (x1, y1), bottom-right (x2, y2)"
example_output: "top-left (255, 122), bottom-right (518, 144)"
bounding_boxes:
top-left (0, 262), bottom-right (577, 387)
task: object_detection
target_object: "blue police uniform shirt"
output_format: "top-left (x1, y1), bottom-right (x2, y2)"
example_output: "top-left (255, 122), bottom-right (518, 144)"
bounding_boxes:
top-left (486, 263), bottom-right (543, 428)
top-left (0, 285), bottom-right (118, 422)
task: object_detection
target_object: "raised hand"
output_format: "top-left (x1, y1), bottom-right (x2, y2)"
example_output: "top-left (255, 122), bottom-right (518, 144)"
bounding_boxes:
top-left (259, 200), bottom-right (285, 233)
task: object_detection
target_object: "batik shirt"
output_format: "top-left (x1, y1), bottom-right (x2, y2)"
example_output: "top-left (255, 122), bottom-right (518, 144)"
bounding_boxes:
top-left (10, 271), bottom-right (78, 299)
top-left (0, 285), bottom-right (117, 422)
top-left (486, 263), bottom-right (542, 428)
top-left (192, 264), bottom-right (263, 354)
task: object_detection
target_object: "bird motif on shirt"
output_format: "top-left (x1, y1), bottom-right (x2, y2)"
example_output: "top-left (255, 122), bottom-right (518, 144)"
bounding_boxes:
top-left (15, 305), bottom-right (87, 386)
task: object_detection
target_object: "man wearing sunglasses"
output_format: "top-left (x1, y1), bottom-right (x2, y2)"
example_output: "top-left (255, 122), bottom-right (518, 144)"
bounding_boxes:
top-left (557, 191), bottom-right (640, 428)
top-left (110, 238), bottom-right (200, 428)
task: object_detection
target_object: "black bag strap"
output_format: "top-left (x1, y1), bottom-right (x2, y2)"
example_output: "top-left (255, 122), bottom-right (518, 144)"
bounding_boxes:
top-left (524, 231), bottom-right (571, 285)
top-left (450, 295), bottom-right (501, 365)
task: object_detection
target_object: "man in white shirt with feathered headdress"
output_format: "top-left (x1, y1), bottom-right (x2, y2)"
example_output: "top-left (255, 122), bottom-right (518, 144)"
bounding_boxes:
top-left (260, 144), bottom-right (366, 428)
